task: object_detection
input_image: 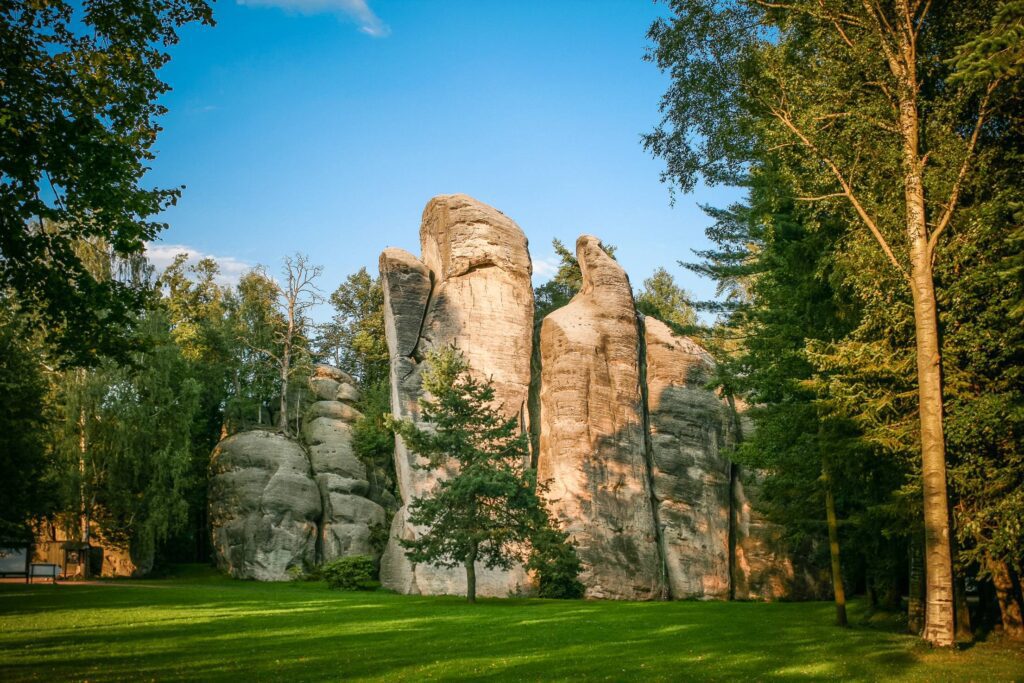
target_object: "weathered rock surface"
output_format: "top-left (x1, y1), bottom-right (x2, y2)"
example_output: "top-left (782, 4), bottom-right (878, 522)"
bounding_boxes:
top-left (309, 364), bottom-right (355, 402)
top-left (378, 194), bottom-right (534, 597)
top-left (302, 369), bottom-right (386, 564)
top-left (209, 431), bottom-right (321, 580)
top-left (302, 367), bottom-right (367, 483)
top-left (379, 247), bottom-right (435, 503)
top-left (370, 206), bottom-right (813, 602)
top-left (537, 235), bottom-right (665, 600)
top-left (643, 317), bottom-right (732, 599)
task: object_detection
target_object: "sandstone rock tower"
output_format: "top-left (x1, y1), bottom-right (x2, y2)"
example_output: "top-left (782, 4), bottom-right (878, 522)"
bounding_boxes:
top-left (303, 365), bottom-right (386, 562)
top-left (537, 235), bottom-right (665, 600)
top-left (371, 196), bottom-right (813, 601)
top-left (378, 194), bottom-right (535, 597)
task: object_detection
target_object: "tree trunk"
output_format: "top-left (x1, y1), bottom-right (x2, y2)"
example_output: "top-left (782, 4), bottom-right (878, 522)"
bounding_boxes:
top-left (725, 393), bottom-right (742, 601)
top-left (909, 246), bottom-right (955, 647)
top-left (894, 63), bottom-right (956, 644)
top-left (987, 555), bottom-right (1024, 640)
top-left (885, 13), bottom-right (957, 645)
top-left (278, 351), bottom-right (290, 433)
top-left (279, 295), bottom-right (295, 433)
top-left (465, 542), bottom-right (478, 604)
top-left (824, 471), bottom-right (848, 627)
top-left (78, 391), bottom-right (91, 580)
top-left (908, 535), bottom-right (925, 635)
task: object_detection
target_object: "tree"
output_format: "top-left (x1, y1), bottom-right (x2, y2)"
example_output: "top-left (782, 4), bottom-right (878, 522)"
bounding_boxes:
top-left (646, 0), bottom-right (1018, 646)
top-left (318, 267), bottom-right (388, 386)
top-left (0, 301), bottom-right (51, 542)
top-left (636, 267), bottom-right (697, 331)
top-left (47, 310), bottom-right (200, 573)
top-left (226, 269), bottom-right (283, 429)
top-left (235, 255), bottom-right (321, 434)
top-left (690, 164), bottom-right (912, 626)
top-left (156, 255), bottom-right (235, 561)
top-left (0, 0), bottom-right (213, 364)
top-left (273, 255), bottom-right (322, 432)
top-left (390, 347), bottom-right (563, 603)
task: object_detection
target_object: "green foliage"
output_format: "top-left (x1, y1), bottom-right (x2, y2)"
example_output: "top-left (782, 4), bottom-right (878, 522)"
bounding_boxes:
top-left (635, 267), bottom-right (697, 331)
top-left (0, 303), bottom-right (51, 542)
top-left (648, 0), bottom-right (1024, 627)
top-left (319, 268), bottom-right (388, 386)
top-left (0, 0), bottom-right (213, 364)
top-left (46, 309), bottom-right (200, 562)
top-left (526, 524), bottom-right (585, 599)
top-left (224, 268), bottom-right (284, 430)
top-left (321, 556), bottom-right (379, 591)
top-left (156, 255), bottom-right (237, 560)
top-left (391, 347), bottom-right (575, 598)
top-left (949, 1), bottom-right (1024, 83)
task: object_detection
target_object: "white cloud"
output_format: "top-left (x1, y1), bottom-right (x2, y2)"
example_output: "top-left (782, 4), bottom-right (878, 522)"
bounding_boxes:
top-left (237, 0), bottom-right (390, 37)
top-left (145, 242), bottom-right (253, 287)
top-left (532, 257), bottom-right (559, 282)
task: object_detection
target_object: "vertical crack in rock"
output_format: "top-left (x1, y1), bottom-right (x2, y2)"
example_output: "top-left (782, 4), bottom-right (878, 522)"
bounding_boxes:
top-left (636, 313), bottom-right (671, 599)
top-left (725, 393), bottom-right (742, 601)
top-left (409, 270), bottom-right (435, 362)
top-left (528, 319), bottom-right (544, 469)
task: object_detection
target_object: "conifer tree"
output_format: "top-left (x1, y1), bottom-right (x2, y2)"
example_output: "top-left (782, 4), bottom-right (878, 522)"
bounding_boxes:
top-left (391, 347), bottom-right (578, 603)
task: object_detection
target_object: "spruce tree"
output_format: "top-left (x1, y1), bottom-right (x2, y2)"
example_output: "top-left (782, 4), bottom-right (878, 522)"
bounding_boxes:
top-left (391, 346), bottom-right (577, 603)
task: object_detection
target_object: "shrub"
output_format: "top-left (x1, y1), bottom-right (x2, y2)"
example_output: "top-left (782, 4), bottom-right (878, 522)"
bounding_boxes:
top-left (527, 525), bottom-right (585, 599)
top-left (321, 555), bottom-right (378, 591)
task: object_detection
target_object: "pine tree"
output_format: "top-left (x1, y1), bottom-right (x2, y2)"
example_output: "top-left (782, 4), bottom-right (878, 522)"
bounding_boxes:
top-left (391, 347), bottom-right (577, 603)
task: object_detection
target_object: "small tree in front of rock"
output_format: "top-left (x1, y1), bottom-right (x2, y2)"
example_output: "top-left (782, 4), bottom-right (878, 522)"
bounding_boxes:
top-left (391, 346), bottom-right (577, 603)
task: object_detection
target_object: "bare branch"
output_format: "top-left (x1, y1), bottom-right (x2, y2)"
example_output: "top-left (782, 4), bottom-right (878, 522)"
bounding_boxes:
top-left (769, 105), bottom-right (910, 280)
top-left (927, 80), bottom-right (999, 258)
top-left (795, 193), bottom-right (846, 202)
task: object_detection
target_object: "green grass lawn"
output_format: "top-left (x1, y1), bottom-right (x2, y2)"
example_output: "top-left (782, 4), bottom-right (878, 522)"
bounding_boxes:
top-left (1, 570), bottom-right (1021, 681)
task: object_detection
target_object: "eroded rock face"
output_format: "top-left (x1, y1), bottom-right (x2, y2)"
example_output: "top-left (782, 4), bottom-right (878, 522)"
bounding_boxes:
top-left (643, 317), bottom-right (732, 599)
top-left (379, 194), bottom-right (534, 597)
top-left (209, 431), bottom-right (321, 580)
top-left (302, 366), bottom-right (386, 563)
top-left (537, 235), bottom-right (665, 600)
top-left (375, 208), bottom-right (813, 602)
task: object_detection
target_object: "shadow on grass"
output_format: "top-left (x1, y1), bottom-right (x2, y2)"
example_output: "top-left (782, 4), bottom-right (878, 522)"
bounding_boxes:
top-left (0, 581), bottom-right (1018, 682)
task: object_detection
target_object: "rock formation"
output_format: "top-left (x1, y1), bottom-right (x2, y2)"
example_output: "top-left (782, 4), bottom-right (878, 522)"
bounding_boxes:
top-left (303, 365), bottom-right (386, 563)
top-left (643, 317), bottom-right (732, 599)
top-left (375, 198), bottom-right (814, 601)
top-left (537, 235), bottom-right (665, 600)
top-left (208, 365), bottom-right (386, 580)
top-left (209, 430), bottom-right (321, 580)
top-left (379, 194), bottom-right (534, 597)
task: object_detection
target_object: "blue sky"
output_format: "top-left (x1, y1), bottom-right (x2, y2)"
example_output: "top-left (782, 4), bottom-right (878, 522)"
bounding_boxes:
top-left (145, 0), bottom-right (743, 316)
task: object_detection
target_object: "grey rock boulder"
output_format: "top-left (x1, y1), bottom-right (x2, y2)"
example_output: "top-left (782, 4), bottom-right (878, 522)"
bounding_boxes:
top-left (209, 431), bottom-right (321, 581)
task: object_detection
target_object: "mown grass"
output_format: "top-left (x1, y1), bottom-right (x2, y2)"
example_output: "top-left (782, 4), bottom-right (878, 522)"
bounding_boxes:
top-left (1, 568), bottom-right (1021, 681)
